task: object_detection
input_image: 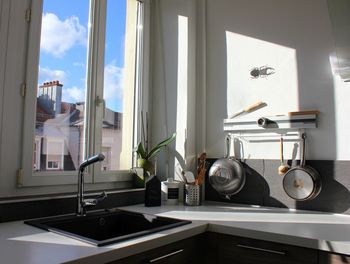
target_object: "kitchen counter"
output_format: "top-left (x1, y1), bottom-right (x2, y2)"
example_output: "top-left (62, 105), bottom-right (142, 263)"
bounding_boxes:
top-left (1, 201), bottom-right (350, 263)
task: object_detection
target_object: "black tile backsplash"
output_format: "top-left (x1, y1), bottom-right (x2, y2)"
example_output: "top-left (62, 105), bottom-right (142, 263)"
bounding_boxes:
top-left (0, 190), bottom-right (144, 223)
top-left (205, 159), bottom-right (350, 214)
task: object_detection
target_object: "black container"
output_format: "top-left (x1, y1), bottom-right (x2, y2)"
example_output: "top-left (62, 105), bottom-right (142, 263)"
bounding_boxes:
top-left (145, 175), bottom-right (161, 207)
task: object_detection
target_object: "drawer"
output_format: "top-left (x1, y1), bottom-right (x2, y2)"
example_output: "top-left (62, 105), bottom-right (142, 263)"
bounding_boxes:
top-left (108, 235), bottom-right (203, 264)
top-left (217, 233), bottom-right (318, 264)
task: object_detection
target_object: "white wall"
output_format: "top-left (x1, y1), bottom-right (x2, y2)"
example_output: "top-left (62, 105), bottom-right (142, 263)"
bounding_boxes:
top-left (205, 0), bottom-right (350, 160)
top-left (151, 0), bottom-right (350, 179)
top-left (150, 0), bottom-right (198, 179)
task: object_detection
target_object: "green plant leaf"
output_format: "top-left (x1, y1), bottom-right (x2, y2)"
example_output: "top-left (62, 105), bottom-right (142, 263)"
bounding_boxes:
top-left (136, 142), bottom-right (147, 159)
top-left (147, 133), bottom-right (176, 160)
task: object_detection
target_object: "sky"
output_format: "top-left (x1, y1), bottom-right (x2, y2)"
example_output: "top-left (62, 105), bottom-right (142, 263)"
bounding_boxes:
top-left (38, 0), bottom-right (126, 112)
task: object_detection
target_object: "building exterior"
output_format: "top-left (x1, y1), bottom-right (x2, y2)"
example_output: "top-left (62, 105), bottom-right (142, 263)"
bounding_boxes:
top-left (34, 81), bottom-right (122, 172)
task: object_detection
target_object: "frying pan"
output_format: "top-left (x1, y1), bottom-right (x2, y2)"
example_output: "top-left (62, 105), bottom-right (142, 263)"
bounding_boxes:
top-left (283, 133), bottom-right (321, 201)
top-left (208, 135), bottom-right (246, 198)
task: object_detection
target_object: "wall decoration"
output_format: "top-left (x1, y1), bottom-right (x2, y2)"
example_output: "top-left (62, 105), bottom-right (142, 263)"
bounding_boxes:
top-left (250, 66), bottom-right (275, 79)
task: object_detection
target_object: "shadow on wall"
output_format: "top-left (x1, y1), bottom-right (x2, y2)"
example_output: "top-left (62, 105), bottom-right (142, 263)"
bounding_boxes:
top-left (205, 159), bottom-right (350, 214)
top-left (295, 161), bottom-right (350, 214)
top-left (205, 158), bottom-right (287, 208)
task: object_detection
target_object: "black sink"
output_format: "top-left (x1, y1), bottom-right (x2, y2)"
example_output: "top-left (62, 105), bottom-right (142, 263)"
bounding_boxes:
top-left (25, 209), bottom-right (191, 246)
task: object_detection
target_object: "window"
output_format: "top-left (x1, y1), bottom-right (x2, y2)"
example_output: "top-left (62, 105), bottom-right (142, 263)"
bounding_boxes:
top-left (21, 0), bottom-right (145, 186)
top-left (47, 161), bottom-right (60, 170)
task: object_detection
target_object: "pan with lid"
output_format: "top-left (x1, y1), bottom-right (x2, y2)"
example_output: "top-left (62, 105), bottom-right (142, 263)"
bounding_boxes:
top-left (282, 133), bottom-right (321, 201)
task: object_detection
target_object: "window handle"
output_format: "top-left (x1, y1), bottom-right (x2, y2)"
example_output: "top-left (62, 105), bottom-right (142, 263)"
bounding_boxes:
top-left (145, 249), bottom-right (184, 263)
top-left (236, 244), bottom-right (286, 255)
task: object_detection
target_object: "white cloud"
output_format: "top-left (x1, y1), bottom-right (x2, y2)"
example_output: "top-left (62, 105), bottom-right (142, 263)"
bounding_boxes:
top-left (39, 66), bottom-right (66, 83)
top-left (73, 62), bottom-right (85, 68)
top-left (40, 13), bottom-right (87, 57)
top-left (62, 86), bottom-right (86, 103)
top-left (103, 64), bottom-right (124, 101)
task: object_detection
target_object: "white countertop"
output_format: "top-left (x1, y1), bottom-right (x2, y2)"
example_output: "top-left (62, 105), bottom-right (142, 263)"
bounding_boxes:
top-left (1, 202), bottom-right (350, 264)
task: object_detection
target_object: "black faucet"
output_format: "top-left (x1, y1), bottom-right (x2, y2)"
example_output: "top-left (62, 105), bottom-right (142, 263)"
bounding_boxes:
top-left (77, 154), bottom-right (107, 216)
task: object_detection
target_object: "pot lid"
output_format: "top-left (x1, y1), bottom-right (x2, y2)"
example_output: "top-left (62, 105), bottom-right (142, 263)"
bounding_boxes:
top-left (283, 168), bottom-right (315, 200)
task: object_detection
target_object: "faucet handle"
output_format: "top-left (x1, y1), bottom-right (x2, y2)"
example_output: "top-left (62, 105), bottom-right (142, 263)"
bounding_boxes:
top-left (83, 191), bottom-right (107, 209)
top-left (96, 191), bottom-right (107, 202)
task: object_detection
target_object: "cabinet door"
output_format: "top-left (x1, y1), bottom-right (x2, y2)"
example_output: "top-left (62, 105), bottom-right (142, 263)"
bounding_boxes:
top-left (108, 235), bottom-right (203, 264)
top-left (217, 233), bottom-right (318, 264)
top-left (319, 251), bottom-right (350, 264)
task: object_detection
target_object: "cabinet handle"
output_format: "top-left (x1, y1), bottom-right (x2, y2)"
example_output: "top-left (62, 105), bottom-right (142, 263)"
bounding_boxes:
top-left (146, 249), bottom-right (184, 263)
top-left (236, 244), bottom-right (286, 255)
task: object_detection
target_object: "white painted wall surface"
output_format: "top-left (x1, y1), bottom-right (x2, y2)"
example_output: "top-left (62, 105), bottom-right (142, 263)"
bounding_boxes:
top-left (151, 0), bottom-right (350, 167)
top-left (150, 0), bottom-right (197, 179)
top-left (204, 0), bottom-right (350, 160)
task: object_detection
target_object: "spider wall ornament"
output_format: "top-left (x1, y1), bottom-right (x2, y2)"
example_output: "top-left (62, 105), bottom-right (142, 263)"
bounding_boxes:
top-left (250, 66), bottom-right (275, 79)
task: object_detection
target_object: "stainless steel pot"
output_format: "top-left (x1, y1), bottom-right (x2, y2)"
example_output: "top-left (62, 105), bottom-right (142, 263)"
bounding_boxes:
top-left (282, 133), bottom-right (321, 201)
top-left (208, 135), bottom-right (246, 198)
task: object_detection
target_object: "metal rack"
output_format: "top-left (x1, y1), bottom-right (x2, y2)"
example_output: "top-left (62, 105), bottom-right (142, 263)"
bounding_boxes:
top-left (232, 130), bottom-right (303, 143)
top-left (223, 114), bottom-right (317, 132)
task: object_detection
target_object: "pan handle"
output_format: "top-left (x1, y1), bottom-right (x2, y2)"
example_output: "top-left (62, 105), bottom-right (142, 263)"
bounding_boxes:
top-left (225, 135), bottom-right (230, 158)
top-left (225, 134), bottom-right (242, 160)
top-left (300, 133), bottom-right (306, 167)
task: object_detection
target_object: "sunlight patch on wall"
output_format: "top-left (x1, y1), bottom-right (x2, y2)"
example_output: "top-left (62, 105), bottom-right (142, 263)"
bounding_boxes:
top-left (225, 32), bottom-right (300, 159)
top-left (226, 31), bottom-right (299, 119)
top-left (332, 71), bottom-right (350, 160)
top-left (174, 15), bottom-right (188, 179)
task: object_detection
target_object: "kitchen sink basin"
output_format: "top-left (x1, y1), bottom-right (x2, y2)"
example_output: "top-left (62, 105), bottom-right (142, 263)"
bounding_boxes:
top-left (25, 209), bottom-right (191, 246)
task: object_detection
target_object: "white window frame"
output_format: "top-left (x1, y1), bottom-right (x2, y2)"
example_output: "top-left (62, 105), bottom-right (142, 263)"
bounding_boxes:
top-left (21, 0), bottom-right (148, 187)
top-left (33, 138), bottom-right (41, 171)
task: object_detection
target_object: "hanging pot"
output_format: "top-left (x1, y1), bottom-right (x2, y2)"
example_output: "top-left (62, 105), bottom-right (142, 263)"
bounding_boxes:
top-left (208, 135), bottom-right (246, 198)
top-left (282, 133), bottom-right (321, 201)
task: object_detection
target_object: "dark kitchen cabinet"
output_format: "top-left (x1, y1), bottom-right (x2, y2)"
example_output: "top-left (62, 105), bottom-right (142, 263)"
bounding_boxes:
top-left (216, 233), bottom-right (318, 264)
top-left (107, 232), bottom-right (349, 264)
top-left (319, 251), bottom-right (350, 264)
top-left (107, 234), bottom-right (206, 264)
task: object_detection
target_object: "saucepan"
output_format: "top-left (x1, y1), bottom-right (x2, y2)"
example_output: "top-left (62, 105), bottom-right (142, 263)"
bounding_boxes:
top-left (283, 133), bottom-right (321, 201)
top-left (208, 135), bottom-right (246, 198)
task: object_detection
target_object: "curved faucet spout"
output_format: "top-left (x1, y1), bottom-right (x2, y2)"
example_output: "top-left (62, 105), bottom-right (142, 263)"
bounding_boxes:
top-left (79, 154), bottom-right (105, 172)
top-left (77, 154), bottom-right (106, 216)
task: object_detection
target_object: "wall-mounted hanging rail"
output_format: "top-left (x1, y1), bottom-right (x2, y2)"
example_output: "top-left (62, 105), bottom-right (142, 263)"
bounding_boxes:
top-left (223, 113), bottom-right (318, 132)
top-left (232, 130), bottom-right (303, 143)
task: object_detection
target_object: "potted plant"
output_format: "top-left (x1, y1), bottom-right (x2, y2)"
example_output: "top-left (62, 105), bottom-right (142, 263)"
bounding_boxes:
top-left (135, 132), bottom-right (176, 175)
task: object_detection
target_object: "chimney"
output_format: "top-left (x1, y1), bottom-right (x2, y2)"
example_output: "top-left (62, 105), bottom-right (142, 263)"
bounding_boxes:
top-left (38, 80), bottom-right (63, 116)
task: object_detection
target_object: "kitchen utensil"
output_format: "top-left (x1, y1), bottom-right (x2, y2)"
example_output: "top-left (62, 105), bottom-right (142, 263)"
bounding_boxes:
top-left (208, 135), bottom-right (246, 198)
top-left (184, 171), bottom-right (195, 184)
top-left (180, 170), bottom-right (187, 183)
top-left (287, 110), bottom-right (320, 116)
top-left (184, 184), bottom-right (201, 206)
top-left (229, 101), bottom-right (267, 119)
top-left (196, 152), bottom-right (207, 185)
top-left (282, 133), bottom-right (321, 201)
top-left (278, 137), bottom-right (290, 175)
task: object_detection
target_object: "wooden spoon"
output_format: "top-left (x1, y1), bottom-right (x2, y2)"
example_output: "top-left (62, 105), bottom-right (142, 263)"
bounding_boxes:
top-left (278, 137), bottom-right (290, 175)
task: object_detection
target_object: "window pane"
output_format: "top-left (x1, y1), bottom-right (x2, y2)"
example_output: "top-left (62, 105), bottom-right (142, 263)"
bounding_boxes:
top-left (102, 0), bottom-right (134, 171)
top-left (34, 0), bottom-right (90, 172)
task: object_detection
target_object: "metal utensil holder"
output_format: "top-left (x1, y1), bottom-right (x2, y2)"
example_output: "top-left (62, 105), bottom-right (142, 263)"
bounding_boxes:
top-left (184, 184), bottom-right (201, 206)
